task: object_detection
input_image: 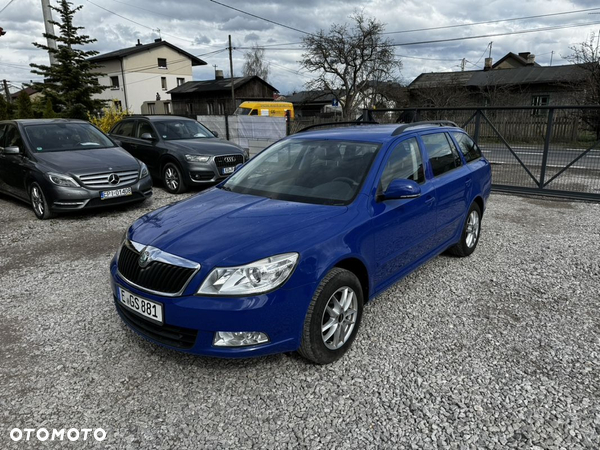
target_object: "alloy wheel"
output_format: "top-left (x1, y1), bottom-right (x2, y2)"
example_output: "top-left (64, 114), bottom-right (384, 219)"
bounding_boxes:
top-left (465, 210), bottom-right (480, 248)
top-left (321, 286), bottom-right (358, 350)
top-left (31, 185), bottom-right (45, 217)
top-left (164, 166), bottom-right (179, 191)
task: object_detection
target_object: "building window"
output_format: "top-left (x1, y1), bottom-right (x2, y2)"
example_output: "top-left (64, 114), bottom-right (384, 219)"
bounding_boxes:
top-left (113, 100), bottom-right (122, 110)
top-left (110, 76), bottom-right (119, 89)
top-left (148, 103), bottom-right (156, 114)
top-left (532, 95), bottom-right (550, 116)
top-left (207, 102), bottom-right (214, 114)
top-left (161, 77), bottom-right (167, 90)
top-left (158, 58), bottom-right (167, 69)
top-left (164, 102), bottom-right (171, 114)
top-left (177, 77), bottom-right (185, 86)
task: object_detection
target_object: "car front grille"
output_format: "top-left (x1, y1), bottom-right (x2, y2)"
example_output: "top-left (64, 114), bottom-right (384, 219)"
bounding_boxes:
top-left (78, 170), bottom-right (139, 189)
top-left (117, 244), bottom-right (198, 295)
top-left (115, 299), bottom-right (198, 349)
top-left (214, 154), bottom-right (244, 167)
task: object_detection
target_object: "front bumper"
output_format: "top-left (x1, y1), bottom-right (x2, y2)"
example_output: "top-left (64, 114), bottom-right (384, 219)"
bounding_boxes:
top-left (185, 155), bottom-right (246, 185)
top-left (47, 176), bottom-right (153, 211)
top-left (109, 259), bottom-right (315, 358)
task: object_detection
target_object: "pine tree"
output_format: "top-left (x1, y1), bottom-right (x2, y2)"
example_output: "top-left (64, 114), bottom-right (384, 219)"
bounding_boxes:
top-left (43, 98), bottom-right (56, 118)
top-left (30, 0), bottom-right (105, 120)
top-left (16, 91), bottom-right (34, 119)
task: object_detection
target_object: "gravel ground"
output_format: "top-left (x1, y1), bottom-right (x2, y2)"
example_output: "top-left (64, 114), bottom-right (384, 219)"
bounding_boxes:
top-left (0, 188), bottom-right (599, 449)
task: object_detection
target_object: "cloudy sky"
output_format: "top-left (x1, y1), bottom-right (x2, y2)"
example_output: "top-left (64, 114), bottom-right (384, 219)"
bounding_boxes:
top-left (1, 0), bottom-right (599, 95)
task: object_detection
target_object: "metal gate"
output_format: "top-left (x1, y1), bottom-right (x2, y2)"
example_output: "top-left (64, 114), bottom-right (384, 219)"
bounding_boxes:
top-left (364, 106), bottom-right (600, 201)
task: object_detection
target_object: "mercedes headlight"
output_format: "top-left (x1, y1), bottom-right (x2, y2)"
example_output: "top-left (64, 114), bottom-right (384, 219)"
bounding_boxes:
top-left (185, 154), bottom-right (210, 163)
top-left (48, 172), bottom-right (80, 188)
top-left (198, 253), bottom-right (299, 296)
top-left (140, 162), bottom-right (149, 178)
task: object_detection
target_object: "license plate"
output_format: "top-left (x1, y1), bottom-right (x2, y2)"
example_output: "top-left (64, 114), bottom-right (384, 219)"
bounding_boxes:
top-left (118, 286), bottom-right (163, 324)
top-left (221, 166), bottom-right (235, 175)
top-left (101, 187), bottom-right (132, 200)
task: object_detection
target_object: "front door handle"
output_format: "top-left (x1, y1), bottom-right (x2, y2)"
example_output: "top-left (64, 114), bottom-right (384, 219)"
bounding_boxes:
top-left (465, 178), bottom-right (472, 187)
top-left (425, 196), bottom-right (435, 205)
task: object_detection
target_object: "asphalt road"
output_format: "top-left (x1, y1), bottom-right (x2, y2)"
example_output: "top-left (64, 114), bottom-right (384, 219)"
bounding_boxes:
top-left (1, 189), bottom-right (599, 449)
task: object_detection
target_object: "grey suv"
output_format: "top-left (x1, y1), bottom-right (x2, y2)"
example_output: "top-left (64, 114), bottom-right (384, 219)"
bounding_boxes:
top-left (109, 116), bottom-right (247, 194)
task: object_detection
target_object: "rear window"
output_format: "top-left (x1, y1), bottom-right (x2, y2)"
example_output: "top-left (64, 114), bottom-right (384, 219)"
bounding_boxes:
top-left (452, 132), bottom-right (482, 163)
top-left (112, 121), bottom-right (135, 137)
top-left (422, 132), bottom-right (462, 177)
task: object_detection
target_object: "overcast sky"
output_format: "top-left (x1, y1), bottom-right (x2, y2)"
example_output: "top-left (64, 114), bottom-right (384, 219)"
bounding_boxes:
top-left (1, 0), bottom-right (599, 95)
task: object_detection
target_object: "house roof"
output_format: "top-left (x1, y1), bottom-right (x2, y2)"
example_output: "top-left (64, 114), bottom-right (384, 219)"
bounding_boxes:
top-left (167, 76), bottom-right (278, 95)
top-left (89, 40), bottom-right (206, 66)
top-left (10, 87), bottom-right (38, 100)
top-left (492, 52), bottom-right (541, 69)
top-left (409, 64), bottom-right (588, 90)
top-left (285, 90), bottom-right (339, 105)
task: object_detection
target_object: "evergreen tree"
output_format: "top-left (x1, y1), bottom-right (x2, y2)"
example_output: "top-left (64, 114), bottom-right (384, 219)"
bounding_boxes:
top-left (0, 94), bottom-right (8, 120)
top-left (43, 98), bottom-right (56, 118)
top-left (30, 0), bottom-right (105, 120)
top-left (16, 91), bottom-right (34, 119)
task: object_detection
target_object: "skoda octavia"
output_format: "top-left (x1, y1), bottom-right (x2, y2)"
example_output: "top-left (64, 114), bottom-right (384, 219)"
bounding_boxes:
top-left (110, 122), bottom-right (491, 364)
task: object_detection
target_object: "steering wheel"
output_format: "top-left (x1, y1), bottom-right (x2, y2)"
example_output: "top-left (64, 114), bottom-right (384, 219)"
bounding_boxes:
top-left (332, 177), bottom-right (358, 187)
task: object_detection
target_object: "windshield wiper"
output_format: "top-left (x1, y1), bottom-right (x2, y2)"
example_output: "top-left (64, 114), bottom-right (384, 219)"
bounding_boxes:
top-left (219, 185), bottom-right (232, 191)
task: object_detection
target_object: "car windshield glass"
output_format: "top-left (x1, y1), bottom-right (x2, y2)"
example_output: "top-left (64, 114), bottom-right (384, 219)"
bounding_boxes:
top-left (234, 107), bottom-right (252, 115)
top-left (221, 138), bottom-right (381, 206)
top-left (23, 123), bottom-right (114, 152)
top-left (154, 120), bottom-right (213, 140)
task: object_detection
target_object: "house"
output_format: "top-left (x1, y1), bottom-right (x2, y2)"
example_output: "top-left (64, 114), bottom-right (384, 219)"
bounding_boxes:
top-left (89, 39), bottom-right (207, 114)
top-left (167, 71), bottom-right (278, 116)
top-left (285, 90), bottom-right (341, 117)
top-left (408, 52), bottom-right (589, 108)
top-left (10, 87), bottom-right (42, 102)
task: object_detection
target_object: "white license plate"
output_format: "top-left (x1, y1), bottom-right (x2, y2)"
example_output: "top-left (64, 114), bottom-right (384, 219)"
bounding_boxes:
top-left (101, 187), bottom-right (132, 200)
top-left (118, 286), bottom-right (163, 324)
top-left (221, 166), bottom-right (235, 175)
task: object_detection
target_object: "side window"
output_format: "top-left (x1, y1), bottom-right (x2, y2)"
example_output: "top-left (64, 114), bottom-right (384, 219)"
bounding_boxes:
top-left (0, 125), bottom-right (6, 147)
top-left (422, 133), bottom-right (462, 177)
top-left (114, 121), bottom-right (135, 138)
top-left (379, 137), bottom-right (425, 191)
top-left (452, 132), bottom-right (482, 163)
top-left (137, 121), bottom-right (154, 138)
top-left (4, 125), bottom-right (23, 150)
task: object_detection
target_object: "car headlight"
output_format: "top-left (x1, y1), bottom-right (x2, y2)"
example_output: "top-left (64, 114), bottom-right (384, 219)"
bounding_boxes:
top-left (48, 172), bottom-right (80, 188)
top-left (185, 154), bottom-right (211, 163)
top-left (198, 253), bottom-right (299, 296)
top-left (140, 162), bottom-right (149, 178)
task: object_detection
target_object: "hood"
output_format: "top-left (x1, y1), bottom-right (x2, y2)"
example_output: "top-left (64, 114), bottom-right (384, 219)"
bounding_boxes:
top-left (129, 188), bottom-right (348, 266)
top-left (164, 138), bottom-right (244, 156)
top-left (34, 147), bottom-right (140, 175)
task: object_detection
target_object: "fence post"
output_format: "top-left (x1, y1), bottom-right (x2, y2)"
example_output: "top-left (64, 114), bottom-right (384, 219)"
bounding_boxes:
top-left (473, 109), bottom-right (482, 144)
top-left (224, 114), bottom-right (230, 141)
top-left (285, 110), bottom-right (291, 136)
top-left (539, 108), bottom-right (555, 189)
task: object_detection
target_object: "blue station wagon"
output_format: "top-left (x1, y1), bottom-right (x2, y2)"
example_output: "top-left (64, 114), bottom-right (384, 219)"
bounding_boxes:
top-left (110, 121), bottom-right (492, 364)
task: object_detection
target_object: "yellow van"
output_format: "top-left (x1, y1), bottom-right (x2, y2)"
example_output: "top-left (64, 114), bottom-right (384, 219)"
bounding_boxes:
top-left (234, 101), bottom-right (294, 119)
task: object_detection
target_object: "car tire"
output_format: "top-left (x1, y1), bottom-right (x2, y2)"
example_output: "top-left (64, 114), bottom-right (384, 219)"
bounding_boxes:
top-left (299, 268), bottom-right (363, 364)
top-left (162, 162), bottom-right (187, 194)
top-left (448, 202), bottom-right (482, 257)
top-left (29, 182), bottom-right (54, 220)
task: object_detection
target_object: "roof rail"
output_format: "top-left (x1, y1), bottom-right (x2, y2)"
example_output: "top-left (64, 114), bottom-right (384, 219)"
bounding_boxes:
top-left (296, 120), bottom-right (379, 133)
top-left (392, 120), bottom-right (458, 136)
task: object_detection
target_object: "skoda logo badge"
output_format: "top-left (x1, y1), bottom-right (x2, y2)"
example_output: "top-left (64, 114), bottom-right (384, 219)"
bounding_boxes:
top-left (108, 173), bottom-right (120, 185)
top-left (139, 250), bottom-right (151, 268)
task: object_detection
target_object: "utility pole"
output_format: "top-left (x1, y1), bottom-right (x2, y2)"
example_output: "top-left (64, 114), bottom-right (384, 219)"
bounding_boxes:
top-left (3, 80), bottom-right (11, 103)
top-left (460, 58), bottom-right (466, 71)
top-left (41, 0), bottom-right (57, 65)
top-left (228, 35), bottom-right (235, 112)
top-left (550, 51), bottom-right (554, 67)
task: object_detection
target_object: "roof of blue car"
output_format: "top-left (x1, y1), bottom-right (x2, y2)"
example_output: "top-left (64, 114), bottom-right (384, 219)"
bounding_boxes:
top-left (290, 123), bottom-right (460, 142)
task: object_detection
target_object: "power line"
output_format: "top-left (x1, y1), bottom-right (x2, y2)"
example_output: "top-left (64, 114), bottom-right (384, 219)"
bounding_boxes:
top-left (0, 0), bottom-right (16, 15)
top-left (384, 6), bottom-right (600, 34)
top-left (208, 0), bottom-right (311, 35)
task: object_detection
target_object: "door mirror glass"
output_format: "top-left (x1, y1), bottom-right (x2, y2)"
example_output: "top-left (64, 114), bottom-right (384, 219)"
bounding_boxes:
top-left (382, 179), bottom-right (421, 200)
top-left (3, 146), bottom-right (20, 155)
top-left (140, 133), bottom-right (155, 140)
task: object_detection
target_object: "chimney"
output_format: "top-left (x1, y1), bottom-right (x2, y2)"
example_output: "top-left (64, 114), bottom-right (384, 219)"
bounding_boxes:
top-left (135, 39), bottom-right (142, 47)
top-left (526, 54), bottom-right (536, 65)
top-left (154, 38), bottom-right (162, 43)
top-left (484, 57), bottom-right (493, 71)
top-left (215, 69), bottom-right (224, 80)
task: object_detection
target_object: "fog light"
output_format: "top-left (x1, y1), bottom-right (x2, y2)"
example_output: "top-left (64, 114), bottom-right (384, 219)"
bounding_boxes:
top-left (213, 331), bottom-right (269, 347)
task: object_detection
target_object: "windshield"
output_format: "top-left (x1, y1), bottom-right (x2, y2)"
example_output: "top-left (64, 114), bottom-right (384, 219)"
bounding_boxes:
top-left (23, 123), bottom-right (115, 152)
top-left (154, 120), bottom-right (214, 140)
top-left (221, 138), bottom-right (381, 206)
top-left (234, 107), bottom-right (252, 115)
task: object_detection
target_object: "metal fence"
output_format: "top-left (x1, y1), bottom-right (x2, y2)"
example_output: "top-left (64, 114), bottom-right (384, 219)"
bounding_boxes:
top-left (364, 106), bottom-right (600, 201)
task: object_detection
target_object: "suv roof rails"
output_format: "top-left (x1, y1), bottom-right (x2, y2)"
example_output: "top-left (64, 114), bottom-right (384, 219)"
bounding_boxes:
top-left (392, 120), bottom-right (458, 136)
top-left (296, 120), bottom-right (379, 133)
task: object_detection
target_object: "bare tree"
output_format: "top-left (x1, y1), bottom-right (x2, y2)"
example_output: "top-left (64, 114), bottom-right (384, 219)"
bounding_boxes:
top-left (242, 44), bottom-right (270, 81)
top-left (301, 12), bottom-right (401, 118)
top-left (566, 32), bottom-right (600, 139)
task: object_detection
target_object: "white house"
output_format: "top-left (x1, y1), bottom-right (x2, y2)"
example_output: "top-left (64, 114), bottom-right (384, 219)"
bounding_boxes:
top-left (89, 39), bottom-right (206, 114)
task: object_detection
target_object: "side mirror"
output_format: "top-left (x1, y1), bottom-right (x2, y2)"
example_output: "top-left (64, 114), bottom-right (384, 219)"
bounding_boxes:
top-left (380, 179), bottom-right (421, 201)
top-left (210, 130), bottom-right (219, 138)
top-left (140, 133), bottom-right (155, 140)
top-left (2, 146), bottom-right (20, 155)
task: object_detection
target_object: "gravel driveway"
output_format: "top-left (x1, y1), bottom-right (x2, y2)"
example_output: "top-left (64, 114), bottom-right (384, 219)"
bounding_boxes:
top-left (1, 189), bottom-right (599, 449)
